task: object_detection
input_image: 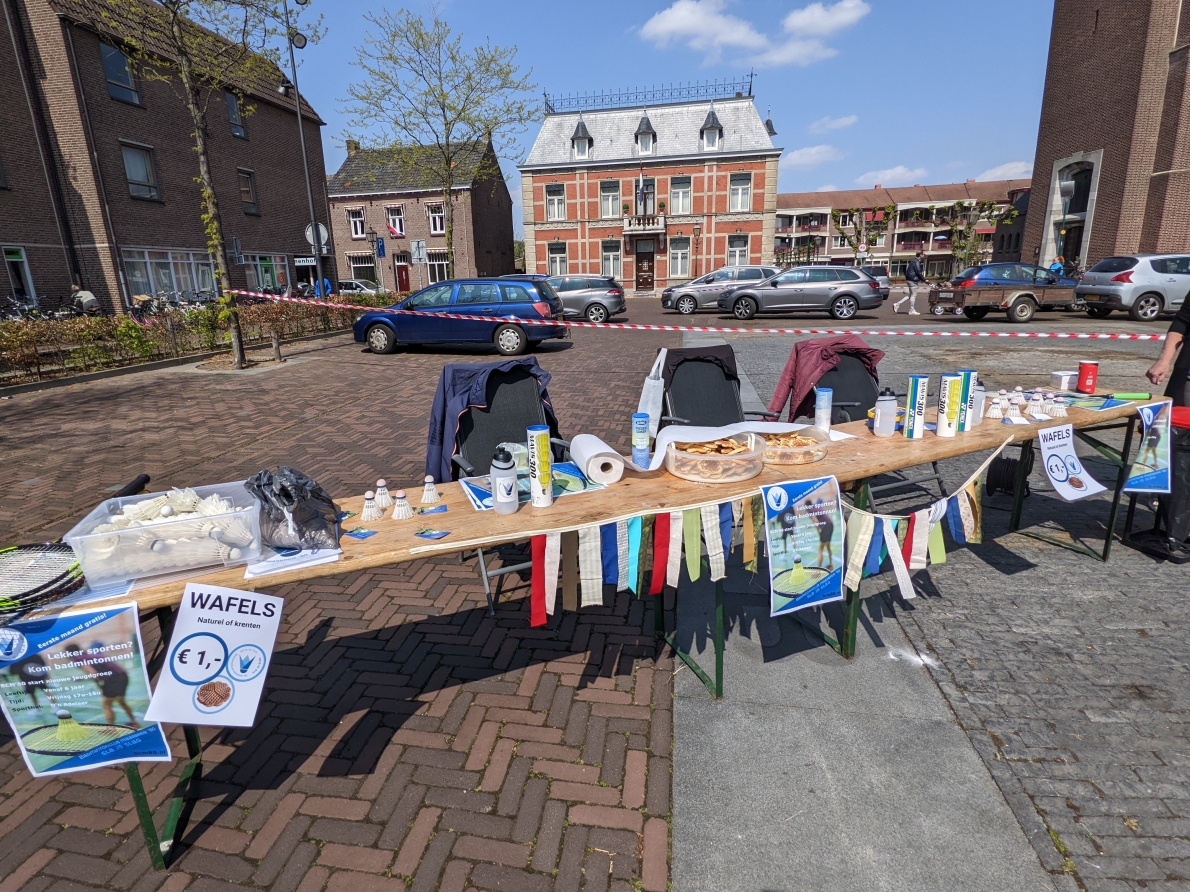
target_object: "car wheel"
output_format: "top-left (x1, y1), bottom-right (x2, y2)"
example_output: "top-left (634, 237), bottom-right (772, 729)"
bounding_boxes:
top-left (585, 304), bottom-right (609, 323)
top-left (1128, 293), bottom-right (1163, 322)
top-left (1007, 298), bottom-right (1036, 324)
top-left (932, 306), bottom-right (945, 316)
top-left (732, 297), bottom-right (757, 320)
top-left (829, 295), bottom-right (858, 321)
top-left (494, 324), bottom-right (527, 356)
top-left (963, 307), bottom-right (990, 321)
top-left (1086, 307), bottom-right (1113, 319)
top-left (366, 324), bottom-right (397, 354)
top-left (675, 295), bottom-right (697, 315)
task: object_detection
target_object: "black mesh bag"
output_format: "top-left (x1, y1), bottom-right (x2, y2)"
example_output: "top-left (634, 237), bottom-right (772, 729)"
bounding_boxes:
top-left (245, 467), bottom-right (341, 550)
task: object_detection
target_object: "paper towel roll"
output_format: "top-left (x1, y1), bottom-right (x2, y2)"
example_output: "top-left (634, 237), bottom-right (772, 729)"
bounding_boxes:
top-left (570, 434), bottom-right (628, 485)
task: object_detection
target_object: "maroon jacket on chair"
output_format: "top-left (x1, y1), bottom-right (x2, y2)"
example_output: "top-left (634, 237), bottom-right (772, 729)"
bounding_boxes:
top-left (767, 335), bottom-right (885, 422)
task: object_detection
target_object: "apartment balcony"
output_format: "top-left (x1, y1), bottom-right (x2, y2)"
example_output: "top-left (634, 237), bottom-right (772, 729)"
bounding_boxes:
top-left (896, 241), bottom-right (926, 252)
top-left (931, 240), bottom-right (953, 251)
top-left (623, 214), bottom-right (667, 235)
top-left (775, 224), bottom-right (792, 234)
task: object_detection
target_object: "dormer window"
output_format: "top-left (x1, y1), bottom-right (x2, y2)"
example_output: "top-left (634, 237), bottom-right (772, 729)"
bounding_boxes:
top-left (635, 111), bottom-right (656, 156)
top-left (703, 129), bottom-right (718, 149)
top-left (571, 116), bottom-right (592, 161)
top-left (700, 105), bottom-right (723, 151)
top-left (638, 133), bottom-right (653, 155)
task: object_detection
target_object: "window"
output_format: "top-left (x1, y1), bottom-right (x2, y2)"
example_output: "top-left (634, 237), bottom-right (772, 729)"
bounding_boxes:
top-left (670, 176), bottom-right (691, 215)
top-left (872, 233), bottom-right (885, 247)
top-left (638, 133), bottom-right (653, 155)
top-left (837, 212), bottom-right (852, 227)
top-left (600, 181), bottom-right (621, 219)
top-left (545, 185), bottom-right (565, 221)
top-left (573, 139), bottom-right (589, 160)
top-left (226, 92), bottom-right (246, 138)
top-left (703, 129), bottom-right (719, 150)
top-left (773, 269), bottom-right (806, 285)
top-left (427, 250), bottom-right (449, 282)
top-left (121, 144), bottom-right (159, 200)
top-left (736, 268), bottom-right (765, 281)
top-left (547, 242), bottom-right (568, 276)
top-left (427, 204), bottom-right (445, 235)
top-left (552, 277), bottom-right (586, 292)
top-left (346, 252), bottom-right (376, 283)
top-left (728, 174), bottom-right (751, 212)
top-left (244, 254), bottom-right (288, 289)
top-left (407, 284), bottom-right (452, 308)
top-left (727, 235), bottom-right (748, 266)
top-left (385, 205), bottom-right (404, 236)
top-left (808, 268), bottom-right (839, 283)
top-left (238, 169), bottom-right (258, 214)
top-left (668, 237), bottom-right (689, 279)
top-left (501, 283), bottom-right (534, 303)
top-left (3, 247), bottom-right (35, 301)
top-left (347, 208), bottom-right (365, 239)
top-left (832, 235), bottom-right (848, 249)
top-left (455, 282), bottom-right (500, 304)
top-left (635, 178), bottom-right (656, 215)
top-left (122, 249), bottom-right (213, 299)
top-left (601, 240), bottom-right (621, 278)
top-left (102, 44), bottom-right (138, 104)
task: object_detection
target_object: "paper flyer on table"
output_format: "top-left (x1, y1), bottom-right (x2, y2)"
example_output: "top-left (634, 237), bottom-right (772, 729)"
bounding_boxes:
top-left (244, 546), bottom-right (341, 579)
top-left (460, 461), bottom-right (605, 511)
top-left (1038, 424), bottom-right (1107, 501)
top-left (145, 584), bottom-right (283, 727)
top-left (1123, 401), bottom-right (1172, 494)
top-left (761, 477), bottom-right (845, 617)
top-left (0, 604), bottom-right (171, 777)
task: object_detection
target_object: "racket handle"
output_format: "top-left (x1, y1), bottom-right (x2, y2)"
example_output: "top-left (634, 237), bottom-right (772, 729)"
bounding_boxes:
top-left (113, 474), bottom-right (151, 498)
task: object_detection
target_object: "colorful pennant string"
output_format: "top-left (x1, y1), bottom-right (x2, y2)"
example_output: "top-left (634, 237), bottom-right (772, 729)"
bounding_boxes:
top-left (650, 512), bottom-right (670, 596)
top-left (702, 504), bottom-right (726, 581)
top-left (530, 535), bottom-right (547, 627)
top-left (544, 532), bottom-right (561, 614)
top-left (616, 520), bottom-right (630, 592)
top-left (666, 511), bottom-right (683, 588)
top-left (683, 509), bottom-right (701, 582)
top-left (600, 523), bottom-right (618, 586)
top-left (578, 526), bottom-right (603, 606)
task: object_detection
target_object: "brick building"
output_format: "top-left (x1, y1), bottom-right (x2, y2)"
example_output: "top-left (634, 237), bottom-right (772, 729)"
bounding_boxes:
top-left (326, 140), bottom-right (514, 293)
top-left (1023, 0), bottom-right (1190, 268)
top-left (0, 0), bottom-right (334, 312)
top-left (518, 93), bottom-right (781, 294)
top-left (776, 179), bottom-right (1028, 278)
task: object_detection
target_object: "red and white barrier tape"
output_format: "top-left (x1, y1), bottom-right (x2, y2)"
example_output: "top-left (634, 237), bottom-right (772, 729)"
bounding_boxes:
top-left (229, 290), bottom-right (1168, 341)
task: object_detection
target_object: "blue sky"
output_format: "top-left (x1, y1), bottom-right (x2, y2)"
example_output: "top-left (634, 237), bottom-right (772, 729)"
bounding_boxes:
top-left (295, 0), bottom-right (1055, 232)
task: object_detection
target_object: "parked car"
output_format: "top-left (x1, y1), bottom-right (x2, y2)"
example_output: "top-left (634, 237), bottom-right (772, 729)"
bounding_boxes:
top-left (661, 265), bottom-right (780, 314)
top-left (500, 273), bottom-right (550, 281)
top-left (859, 265), bottom-right (891, 299)
top-left (339, 279), bottom-right (378, 295)
top-left (948, 263), bottom-right (1078, 288)
top-left (718, 266), bottom-right (883, 320)
top-left (545, 275), bottom-right (626, 323)
top-left (1076, 254), bottom-right (1190, 321)
top-left (937, 263), bottom-right (1078, 323)
top-left (354, 278), bottom-right (567, 356)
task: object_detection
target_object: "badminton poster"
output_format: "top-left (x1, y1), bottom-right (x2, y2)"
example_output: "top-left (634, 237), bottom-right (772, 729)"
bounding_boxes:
top-left (145, 584), bottom-right (282, 727)
top-left (0, 604), bottom-right (171, 777)
top-left (761, 477), bottom-right (845, 617)
top-left (1123, 401), bottom-right (1172, 494)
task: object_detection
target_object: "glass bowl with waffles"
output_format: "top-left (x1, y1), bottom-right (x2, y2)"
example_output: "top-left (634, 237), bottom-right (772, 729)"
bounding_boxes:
top-left (760, 427), bottom-right (829, 464)
top-left (664, 433), bottom-right (765, 483)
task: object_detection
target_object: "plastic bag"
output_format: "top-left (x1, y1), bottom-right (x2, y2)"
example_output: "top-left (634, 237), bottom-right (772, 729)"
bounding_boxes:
top-left (637, 348), bottom-right (667, 438)
top-left (245, 466), bottom-right (341, 550)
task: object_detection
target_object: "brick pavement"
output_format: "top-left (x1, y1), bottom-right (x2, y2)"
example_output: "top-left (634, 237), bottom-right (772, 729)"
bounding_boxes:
top-left (0, 318), bottom-right (680, 892)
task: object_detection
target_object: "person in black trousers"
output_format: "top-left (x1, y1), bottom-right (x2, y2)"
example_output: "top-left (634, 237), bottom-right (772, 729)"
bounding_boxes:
top-left (1144, 296), bottom-right (1190, 556)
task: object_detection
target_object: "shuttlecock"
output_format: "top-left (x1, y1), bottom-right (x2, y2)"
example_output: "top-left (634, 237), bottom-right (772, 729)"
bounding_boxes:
top-left (1028, 394), bottom-right (1045, 416)
top-left (1006, 398), bottom-right (1022, 419)
top-left (791, 554), bottom-right (806, 586)
top-left (1041, 394), bottom-right (1056, 414)
top-left (166, 487), bottom-right (201, 513)
top-left (421, 476), bottom-right (441, 505)
top-left (361, 491), bottom-right (382, 521)
top-left (374, 479), bottom-right (394, 509)
top-left (390, 489), bottom-right (414, 520)
top-left (1051, 397), bottom-right (1068, 417)
top-left (54, 709), bottom-right (89, 743)
top-left (985, 398), bottom-right (1003, 420)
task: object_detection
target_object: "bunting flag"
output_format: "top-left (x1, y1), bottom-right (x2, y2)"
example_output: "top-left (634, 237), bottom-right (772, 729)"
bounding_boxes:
top-left (600, 523), bottom-right (618, 587)
top-left (702, 504), bottom-right (726, 581)
top-left (965, 480), bottom-right (983, 544)
top-left (927, 520), bottom-right (947, 564)
top-left (650, 512), bottom-right (670, 595)
top-left (749, 495), bottom-right (764, 572)
top-left (683, 509), bottom-right (701, 581)
top-left (626, 516), bottom-right (643, 594)
top-left (882, 517), bottom-right (916, 600)
top-left (843, 511), bottom-right (875, 591)
top-left (616, 520), bottom-right (630, 592)
top-left (578, 526), bottom-right (603, 606)
top-left (718, 502), bottom-right (733, 561)
top-left (544, 533), bottom-right (561, 615)
top-left (946, 495), bottom-right (966, 545)
top-left (743, 497), bottom-right (757, 570)
top-left (730, 500), bottom-right (743, 553)
top-left (864, 517), bottom-right (885, 577)
top-left (666, 511), bottom-right (683, 588)
top-left (900, 513), bottom-right (916, 568)
top-left (637, 515), bottom-right (655, 596)
top-left (561, 531), bottom-right (579, 611)
top-left (530, 535), bottom-right (547, 627)
top-left (909, 508), bottom-right (931, 569)
top-left (956, 484), bottom-right (975, 542)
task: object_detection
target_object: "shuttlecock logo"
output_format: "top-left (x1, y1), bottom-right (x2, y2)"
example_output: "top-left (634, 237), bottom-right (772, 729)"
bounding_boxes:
top-left (0, 629), bottom-right (29, 662)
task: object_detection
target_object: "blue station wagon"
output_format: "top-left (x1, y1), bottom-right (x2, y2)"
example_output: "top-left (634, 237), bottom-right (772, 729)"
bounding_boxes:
top-left (353, 278), bottom-right (568, 356)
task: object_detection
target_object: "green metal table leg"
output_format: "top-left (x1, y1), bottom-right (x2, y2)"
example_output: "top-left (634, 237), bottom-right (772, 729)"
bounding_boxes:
top-left (126, 762), bottom-right (166, 871)
top-left (1008, 440), bottom-right (1032, 532)
top-left (1101, 416), bottom-right (1137, 562)
top-left (713, 579), bottom-right (724, 700)
top-left (126, 723), bottom-right (204, 870)
top-left (664, 558), bottom-right (725, 700)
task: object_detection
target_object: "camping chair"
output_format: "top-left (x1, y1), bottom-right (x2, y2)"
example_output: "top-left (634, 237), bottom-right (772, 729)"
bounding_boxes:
top-left (658, 345), bottom-right (778, 429)
top-left (445, 364), bottom-right (569, 615)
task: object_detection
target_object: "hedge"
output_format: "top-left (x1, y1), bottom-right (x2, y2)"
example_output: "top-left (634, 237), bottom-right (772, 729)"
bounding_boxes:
top-left (0, 294), bottom-right (397, 385)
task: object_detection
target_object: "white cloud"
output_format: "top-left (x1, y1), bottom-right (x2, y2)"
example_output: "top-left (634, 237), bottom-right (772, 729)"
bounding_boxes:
top-left (815, 184), bottom-right (839, 192)
top-left (809, 114), bottom-right (857, 134)
top-left (640, 0), bottom-right (869, 68)
top-left (781, 144), bottom-right (843, 168)
top-left (976, 161), bottom-right (1033, 181)
top-left (854, 165), bottom-right (928, 187)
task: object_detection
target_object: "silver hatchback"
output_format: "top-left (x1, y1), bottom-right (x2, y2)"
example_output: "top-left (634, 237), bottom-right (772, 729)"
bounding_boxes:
top-left (1076, 254), bottom-right (1190, 321)
top-left (661, 265), bottom-right (780, 314)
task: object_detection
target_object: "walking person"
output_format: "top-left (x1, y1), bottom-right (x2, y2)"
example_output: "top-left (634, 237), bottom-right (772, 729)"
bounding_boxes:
top-left (894, 251), bottom-right (927, 314)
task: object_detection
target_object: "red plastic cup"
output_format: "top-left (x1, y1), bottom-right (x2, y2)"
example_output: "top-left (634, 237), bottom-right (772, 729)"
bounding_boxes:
top-left (1077, 360), bottom-right (1099, 394)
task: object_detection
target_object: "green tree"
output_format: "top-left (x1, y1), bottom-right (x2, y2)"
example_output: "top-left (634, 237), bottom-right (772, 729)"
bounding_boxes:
top-left (513, 239), bottom-right (525, 271)
top-left (929, 200), bottom-right (1020, 275)
top-left (101, 0), bottom-right (320, 368)
top-left (343, 9), bottom-right (538, 279)
top-left (829, 205), bottom-right (896, 261)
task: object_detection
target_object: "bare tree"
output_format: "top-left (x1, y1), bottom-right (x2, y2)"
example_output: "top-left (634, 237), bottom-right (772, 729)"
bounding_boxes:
top-left (830, 205), bottom-right (896, 262)
top-left (101, 0), bottom-right (319, 368)
top-left (343, 9), bottom-right (538, 279)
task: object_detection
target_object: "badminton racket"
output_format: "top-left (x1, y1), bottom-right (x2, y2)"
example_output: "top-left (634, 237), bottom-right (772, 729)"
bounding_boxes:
top-left (21, 711), bottom-right (137, 756)
top-left (0, 544), bottom-right (85, 625)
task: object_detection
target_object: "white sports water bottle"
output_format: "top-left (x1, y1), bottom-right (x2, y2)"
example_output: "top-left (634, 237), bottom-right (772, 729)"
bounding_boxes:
top-left (873, 387), bottom-right (897, 437)
top-left (490, 447), bottom-right (519, 515)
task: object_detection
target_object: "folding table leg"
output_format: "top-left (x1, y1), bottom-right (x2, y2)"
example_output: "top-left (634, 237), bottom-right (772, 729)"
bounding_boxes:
top-left (840, 581), bottom-right (862, 659)
top-left (1101, 416), bottom-right (1137, 562)
top-left (665, 558), bottom-right (724, 700)
top-left (474, 548), bottom-right (496, 616)
top-left (713, 579), bottom-right (724, 700)
top-left (1008, 440), bottom-right (1033, 532)
top-left (127, 723), bottom-right (203, 870)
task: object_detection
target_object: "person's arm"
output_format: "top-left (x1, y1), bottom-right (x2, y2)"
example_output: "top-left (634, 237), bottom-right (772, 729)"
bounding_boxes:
top-left (1147, 300), bottom-right (1190, 384)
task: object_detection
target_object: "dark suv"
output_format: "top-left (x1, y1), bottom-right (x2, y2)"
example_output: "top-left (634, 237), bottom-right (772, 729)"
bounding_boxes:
top-left (718, 266), bottom-right (883, 320)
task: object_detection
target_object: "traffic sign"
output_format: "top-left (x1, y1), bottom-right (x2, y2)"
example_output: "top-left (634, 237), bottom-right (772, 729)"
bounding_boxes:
top-left (376, 236), bottom-right (386, 259)
top-left (411, 239), bottom-right (427, 265)
top-left (304, 223), bottom-right (329, 248)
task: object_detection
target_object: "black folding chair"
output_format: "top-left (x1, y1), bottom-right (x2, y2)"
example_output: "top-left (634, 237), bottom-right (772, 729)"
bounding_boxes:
top-left (449, 366), bottom-right (569, 614)
top-left (658, 345), bottom-right (777, 429)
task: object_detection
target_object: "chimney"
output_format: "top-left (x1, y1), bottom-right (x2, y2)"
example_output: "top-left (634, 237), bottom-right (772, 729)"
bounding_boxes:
top-left (874, 183), bottom-right (882, 189)
top-left (966, 179), bottom-right (975, 184)
top-left (346, 139), bottom-right (360, 157)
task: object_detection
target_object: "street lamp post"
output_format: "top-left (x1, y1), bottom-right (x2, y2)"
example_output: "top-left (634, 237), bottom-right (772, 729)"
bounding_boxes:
top-left (692, 222), bottom-right (702, 277)
top-left (278, 0), bottom-right (324, 294)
